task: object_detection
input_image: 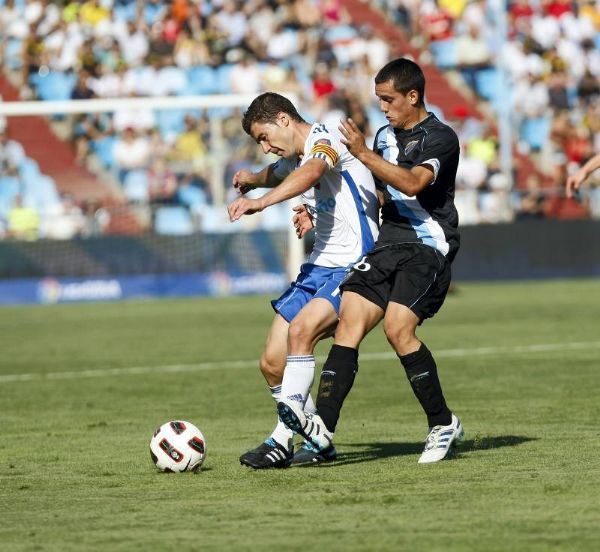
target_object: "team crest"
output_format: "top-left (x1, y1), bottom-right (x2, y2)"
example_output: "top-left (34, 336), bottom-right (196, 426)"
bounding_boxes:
top-left (404, 140), bottom-right (419, 155)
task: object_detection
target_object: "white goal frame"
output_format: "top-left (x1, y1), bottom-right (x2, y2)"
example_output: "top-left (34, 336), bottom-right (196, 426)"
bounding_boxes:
top-left (0, 94), bottom-right (304, 278)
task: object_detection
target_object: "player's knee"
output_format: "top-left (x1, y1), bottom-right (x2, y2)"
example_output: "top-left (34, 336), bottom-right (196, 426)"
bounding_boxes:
top-left (287, 319), bottom-right (315, 351)
top-left (333, 316), bottom-right (361, 346)
top-left (259, 352), bottom-right (283, 382)
top-left (383, 321), bottom-right (415, 354)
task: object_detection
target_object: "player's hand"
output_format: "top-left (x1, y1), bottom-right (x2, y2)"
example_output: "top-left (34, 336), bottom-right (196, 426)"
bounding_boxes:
top-left (227, 197), bottom-right (264, 221)
top-left (292, 204), bottom-right (314, 239)
top-left (339, 117), bottom-right (368, 158)
top-left (233, 169), bottom-right (256, 195)
top-left (565, 169), bottom-right (585, 199)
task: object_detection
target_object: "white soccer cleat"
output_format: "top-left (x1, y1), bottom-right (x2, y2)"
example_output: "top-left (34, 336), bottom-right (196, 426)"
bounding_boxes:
top-left (418, 414), bottom-right (464, 464)
top-left (277, 399), bottom-right (334, 454)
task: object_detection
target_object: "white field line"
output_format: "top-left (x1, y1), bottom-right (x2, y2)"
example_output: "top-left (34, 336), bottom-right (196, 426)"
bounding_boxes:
top-left (1, 340), bottom-right (599, 385)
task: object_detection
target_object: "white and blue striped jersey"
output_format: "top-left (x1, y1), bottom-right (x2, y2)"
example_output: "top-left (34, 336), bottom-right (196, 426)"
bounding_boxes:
top-left (272, 123), bottom-right (379, 268)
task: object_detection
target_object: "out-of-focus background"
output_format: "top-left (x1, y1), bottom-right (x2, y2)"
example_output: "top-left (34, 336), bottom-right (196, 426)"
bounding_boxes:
top-left (0, 0), bottom-right (598, 304)
top-left (2, 3), bottom-right (600, 549)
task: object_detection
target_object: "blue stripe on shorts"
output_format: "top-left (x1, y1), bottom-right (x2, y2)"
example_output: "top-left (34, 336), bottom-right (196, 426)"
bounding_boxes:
top-left (271, 263), bottom-right (349, 322)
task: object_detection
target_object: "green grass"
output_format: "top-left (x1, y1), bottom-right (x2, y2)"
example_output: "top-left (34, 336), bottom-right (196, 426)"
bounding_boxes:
top-left (1, 279), bottom-right (600, 551)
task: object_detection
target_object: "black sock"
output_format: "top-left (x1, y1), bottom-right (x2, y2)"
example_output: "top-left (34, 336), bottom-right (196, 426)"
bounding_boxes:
top-left (399, 343), bottom-right (452, 427)
top-left (316, 344), bottom-right (359, 432)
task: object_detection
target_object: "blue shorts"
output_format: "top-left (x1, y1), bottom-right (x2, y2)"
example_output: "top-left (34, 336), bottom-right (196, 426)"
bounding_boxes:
top-left (271, 263), bottom-right (349, 323)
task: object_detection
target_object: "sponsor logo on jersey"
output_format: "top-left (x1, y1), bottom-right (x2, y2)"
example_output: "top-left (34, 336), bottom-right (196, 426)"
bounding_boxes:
top-left (306, 197), bottom-right (336, 216)
top-left (404, 140), bottom-right (419, 156)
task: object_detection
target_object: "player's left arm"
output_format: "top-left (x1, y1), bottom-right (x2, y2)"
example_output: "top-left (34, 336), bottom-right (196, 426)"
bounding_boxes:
top-left (339, 117), bottom-right (454, 197)
top-left (292, 204), bottom-right (314, 238)
top-left (228, 158), bottom-right (327, 221)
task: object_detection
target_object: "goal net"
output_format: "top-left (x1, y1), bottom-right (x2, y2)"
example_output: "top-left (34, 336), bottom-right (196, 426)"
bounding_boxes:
top-left (0, 94), bottom-right (304, 304)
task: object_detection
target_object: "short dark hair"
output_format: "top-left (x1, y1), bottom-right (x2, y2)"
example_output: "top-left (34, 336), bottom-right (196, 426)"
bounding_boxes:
top-left (375, 58), bottom-right (426, 106)
top-left (242, 92), bottom-right (306, 135)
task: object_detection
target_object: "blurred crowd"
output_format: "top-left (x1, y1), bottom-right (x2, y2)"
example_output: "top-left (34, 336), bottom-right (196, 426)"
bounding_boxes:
top-left (0, 0), bottom-right (392, 237)
top-left (378, 0), bottom-right (600, 222)
top-left (0, 0), bottom-right (599, 240)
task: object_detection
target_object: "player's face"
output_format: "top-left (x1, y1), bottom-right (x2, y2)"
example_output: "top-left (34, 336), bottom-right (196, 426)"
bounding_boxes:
top-left (375, 79), bottom-right (418, 130)
top-left (250, 119), bottom-right (295, 159)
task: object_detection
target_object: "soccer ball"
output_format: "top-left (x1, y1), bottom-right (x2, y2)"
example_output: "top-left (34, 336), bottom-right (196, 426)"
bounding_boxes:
top-left (150, 420), bottom-right (207, 473)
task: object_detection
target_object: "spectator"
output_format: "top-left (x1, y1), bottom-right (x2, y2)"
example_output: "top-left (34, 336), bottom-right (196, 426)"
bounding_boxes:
top-left (319, 0), bottom-right (351, 26)
top-left (467, 131), bottom-right (498, 167)
top-left (420, 2), bottom-right (454, 44)
top-left (509, 0), bottom-right (534, 25)
top-left (174, 25), bottom-right (209, 67)
top-left (516, 174), bottom-right (546, 219)
top-left (229, 53), bottom-right (262, 95)
top-left (80, 0), bottom-right (110, 28)
top-left (215, 0), bottom-right (248, 48)
top-left (455, 24), bottom-right (492, 91)
top-left (44, 194), bottom-right (87, 240)
top-left (265, 21), bottom-right (302, 61)
top-left (71, 70), bottom-right (95, 100)
top-left (344, 24), bottom-right (390, 73)
top-left (89, 62), bottom-right (123, 98)
top-left (547, 70), bottom-right (570, 111)
top-left (170, 115), bottom-right (208, 172)
top-left (479, 172), bottom-right (514, 223)
top-left (113, 104), bottom-right (155, 132)
top-left (7, 195), bottom-right (39, 241)
top-left (0, 128), bottom-right (26, 172)
top-left (118, 20), bottom-right (150, 67)
top-left (148, 159), bottom-right (178, 204)
top-left (513, 73), bottom-right (549, 122)
top-left (580, 0), bottom-right (600, 30)
top-left (312, 61), bottom-right (337, 100)
top-left (113, 127), bottom-right (151, 183)
top-left (544, 0), bottom-right (573, 19)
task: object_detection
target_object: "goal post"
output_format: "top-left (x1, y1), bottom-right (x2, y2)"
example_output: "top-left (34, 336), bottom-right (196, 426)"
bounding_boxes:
top-left (0, 94), bottom-right (305, 303)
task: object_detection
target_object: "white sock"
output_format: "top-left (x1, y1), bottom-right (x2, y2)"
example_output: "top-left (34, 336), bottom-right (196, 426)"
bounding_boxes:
top-left (305, 393), bottom-right (316, 415)
top-left (268, 384), bottom-right (293, 450)
top-left (280, 355), bottom-right (316, 409)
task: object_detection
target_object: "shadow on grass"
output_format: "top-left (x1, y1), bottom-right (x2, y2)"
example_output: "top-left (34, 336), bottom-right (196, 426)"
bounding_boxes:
top-left (305, 435), bottom-right (537, 467)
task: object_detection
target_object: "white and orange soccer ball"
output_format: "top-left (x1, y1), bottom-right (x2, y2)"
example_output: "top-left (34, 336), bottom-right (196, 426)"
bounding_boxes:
top-left (150, 420), bottom-right (206, 472)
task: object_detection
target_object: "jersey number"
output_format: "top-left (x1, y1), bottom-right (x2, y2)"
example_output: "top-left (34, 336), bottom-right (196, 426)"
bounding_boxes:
top-left (353, 257), bottom-right (371, 272)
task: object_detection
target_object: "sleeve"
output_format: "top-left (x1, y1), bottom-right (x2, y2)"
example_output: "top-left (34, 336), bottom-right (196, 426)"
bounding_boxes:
top-left (271, 157), bottom-right (295, 180)
top-left (415, 129), bottom-right (459, 184)
top-left (301, 187), bottom-right (317, 223)
top-left (304, 128), bottom-right (341, 169)
top-left (372, 128), bottom-right (387, 192)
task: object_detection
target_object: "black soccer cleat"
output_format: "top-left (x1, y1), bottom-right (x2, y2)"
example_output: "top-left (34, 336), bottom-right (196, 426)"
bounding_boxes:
top-left (292, 441), bottom-right (337, 466)
top-left (239, 438), bottom-right (292, 469)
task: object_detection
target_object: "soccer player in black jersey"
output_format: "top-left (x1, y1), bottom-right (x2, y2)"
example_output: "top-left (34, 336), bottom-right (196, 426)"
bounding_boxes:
top-left (277, 58), bottom-right (464, 463)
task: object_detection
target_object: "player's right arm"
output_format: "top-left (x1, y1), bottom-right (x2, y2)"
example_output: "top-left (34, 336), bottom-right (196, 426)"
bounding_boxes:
top-left (566, 152), bottom-right (600, 198)
top-left (339, 118), bottom-right (458, 197)
top-left (233, 163), bottom-right (284, 195)
top-left (228, 158), bottom-right (327, 221)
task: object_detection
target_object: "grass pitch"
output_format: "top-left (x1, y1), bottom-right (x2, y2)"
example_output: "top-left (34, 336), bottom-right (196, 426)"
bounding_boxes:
top-left (1, 279), bottom-right (600, 551)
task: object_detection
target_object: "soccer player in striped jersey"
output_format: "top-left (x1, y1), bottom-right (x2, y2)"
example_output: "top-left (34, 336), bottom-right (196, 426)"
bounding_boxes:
top-left (277, 58), bottom-right (465, 464)
top-left (228, 92), bottom-right (379, 469)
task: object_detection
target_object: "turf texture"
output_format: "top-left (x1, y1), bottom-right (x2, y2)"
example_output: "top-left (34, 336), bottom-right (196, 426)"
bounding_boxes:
top-left (1, 279), bottom-right (599, 551)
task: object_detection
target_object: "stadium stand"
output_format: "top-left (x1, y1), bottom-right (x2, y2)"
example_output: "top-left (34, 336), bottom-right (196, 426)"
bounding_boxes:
top-left (371, 0), bottom-right (599, 219)
top-left (0, 0), bottom-right (598, 243)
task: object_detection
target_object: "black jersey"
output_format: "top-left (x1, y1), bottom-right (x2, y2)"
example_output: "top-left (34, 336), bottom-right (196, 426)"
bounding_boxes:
top-left (372, 113), bottom-right (460, 262)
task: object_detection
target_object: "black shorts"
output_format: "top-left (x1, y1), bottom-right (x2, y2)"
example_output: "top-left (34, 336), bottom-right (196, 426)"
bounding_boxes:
top-left (340, 243), bottom-right (452, 321)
